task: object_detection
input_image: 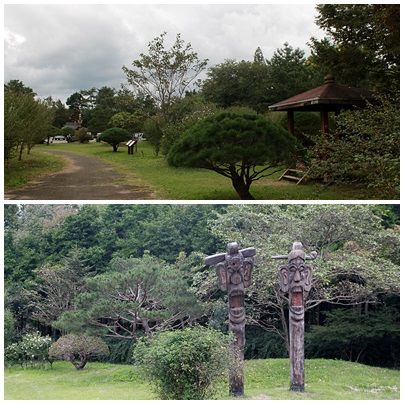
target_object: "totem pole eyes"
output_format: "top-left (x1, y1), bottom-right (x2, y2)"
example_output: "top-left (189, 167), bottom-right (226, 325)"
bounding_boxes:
top-left (243, 260), bottom-right (253, 288)
top-left (216, 263), bottom-right (227, 292)
top-left (279, 265), bottom-right (289, 293)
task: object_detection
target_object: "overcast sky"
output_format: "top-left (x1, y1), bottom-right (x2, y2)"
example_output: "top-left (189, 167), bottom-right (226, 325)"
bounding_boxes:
top-left (4, 4), bottom-right (325, 103)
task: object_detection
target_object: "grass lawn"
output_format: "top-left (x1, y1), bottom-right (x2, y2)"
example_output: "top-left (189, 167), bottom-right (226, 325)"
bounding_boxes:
top-left (4, 149), bottom-right (65, 188)
top-left (4, 358), bottom-right (399, 400)
top-left (26, 142), bottom-right (376, 200)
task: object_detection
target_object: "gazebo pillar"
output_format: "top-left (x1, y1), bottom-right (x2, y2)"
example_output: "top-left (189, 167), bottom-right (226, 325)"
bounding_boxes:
top-left (287, 111), bottom-right (295, 135)
top-left (320, 111), bottom-right (329, 134)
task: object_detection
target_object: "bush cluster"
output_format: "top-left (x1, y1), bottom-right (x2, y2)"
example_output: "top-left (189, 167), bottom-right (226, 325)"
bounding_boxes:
top-left (133, 326), bottom-right (233, 399)
top-left (5, 331), bottom-right (52, 367)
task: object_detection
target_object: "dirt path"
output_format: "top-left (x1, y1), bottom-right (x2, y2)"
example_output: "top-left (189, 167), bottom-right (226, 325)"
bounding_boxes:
top-left (5, 150), bottom-right (155, 200)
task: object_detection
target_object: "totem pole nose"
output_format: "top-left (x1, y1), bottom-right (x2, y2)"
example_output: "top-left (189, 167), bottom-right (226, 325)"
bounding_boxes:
top-left (294, 270), bottom-right (301, 282)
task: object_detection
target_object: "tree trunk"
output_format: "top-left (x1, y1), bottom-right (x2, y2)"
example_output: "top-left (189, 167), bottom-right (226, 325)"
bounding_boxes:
top-left (18, 142), bottom-right (24, 161)
top-left (72, 356), bottom-right (87, 370)
top-left (231, 176), bottom-right (254, 200)
top-left (113, 144), bottom-right (118, 152)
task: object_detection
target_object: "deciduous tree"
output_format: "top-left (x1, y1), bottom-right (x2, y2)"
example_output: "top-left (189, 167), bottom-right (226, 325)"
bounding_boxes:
top-left (123, 32), bottom-right (208, 115)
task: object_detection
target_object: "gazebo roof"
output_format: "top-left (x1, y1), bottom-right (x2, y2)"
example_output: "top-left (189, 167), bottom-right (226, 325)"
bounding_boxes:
top-left (268, 75), bottom-right (372, 112)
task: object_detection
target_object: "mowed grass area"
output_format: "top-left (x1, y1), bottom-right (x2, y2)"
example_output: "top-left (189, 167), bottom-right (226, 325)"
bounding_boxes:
top-left (4, 358), bottom-right (399, 400)
top-left (4, 149), bottom-right (65, 188)
top-left (27, 142), bottom-right (375, 200)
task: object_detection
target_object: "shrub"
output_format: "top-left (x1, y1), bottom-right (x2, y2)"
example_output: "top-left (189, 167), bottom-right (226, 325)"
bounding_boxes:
top-left (307, 95), bottom-right (399, 198)
top-left (99, 127), bottom-right (131, 152)
top-left (49, 334), bottom-right (109, 370)
top-left (143, 116), bottom-right (164, 156)
top-left (5, 331), bottom-right (52, 367)
top-left (133, 326), bottom-right (233, 399)
top-left (75, 127), bottom-right (91, 143)
top-left (60, 127), bottom-right (75, 140)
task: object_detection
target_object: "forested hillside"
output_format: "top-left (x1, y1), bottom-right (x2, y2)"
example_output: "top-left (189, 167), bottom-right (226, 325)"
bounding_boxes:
top-left (4, 204), bottom-right (399, 367)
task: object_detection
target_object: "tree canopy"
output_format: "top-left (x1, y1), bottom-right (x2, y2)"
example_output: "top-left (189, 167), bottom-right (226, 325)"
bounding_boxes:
top-left (168, 112), bottom-right (296, 199)
top-left (123, 32), bottom-right (208, 115)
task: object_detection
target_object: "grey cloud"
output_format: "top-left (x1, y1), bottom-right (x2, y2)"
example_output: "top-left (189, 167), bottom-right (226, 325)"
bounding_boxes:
top-left (5, 4), bottom-right (324, 102)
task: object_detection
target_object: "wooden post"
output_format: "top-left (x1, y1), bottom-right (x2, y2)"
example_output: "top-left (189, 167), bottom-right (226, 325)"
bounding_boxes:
top-left (320, 110), bottom-right (329, 134)
top-left (205, 243), bottom-right (256, 397)
top-left (287, 111), bottom-right (295, 135)
top-left (272, 242), bottom-right (317, 392)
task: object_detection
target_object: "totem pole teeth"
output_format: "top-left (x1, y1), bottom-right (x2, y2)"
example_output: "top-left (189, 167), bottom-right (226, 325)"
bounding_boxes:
top-left (229, 289), bottom-right (244, 298)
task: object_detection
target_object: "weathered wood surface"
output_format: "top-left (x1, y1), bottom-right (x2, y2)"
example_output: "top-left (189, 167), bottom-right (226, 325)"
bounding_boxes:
top-left (272, 242), bottom-right (316, 392)
top-left (205, 242), bottom-right (256, 397)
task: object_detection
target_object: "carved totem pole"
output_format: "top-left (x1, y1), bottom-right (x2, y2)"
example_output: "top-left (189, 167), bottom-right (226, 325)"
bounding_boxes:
top-left (272, 242), bottom-right (317, 392)
top-left (205, 242), bottom-right (256, 397)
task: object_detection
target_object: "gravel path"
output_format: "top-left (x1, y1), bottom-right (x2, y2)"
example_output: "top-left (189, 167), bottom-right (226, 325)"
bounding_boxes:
top-left (5, 150), bottom-right (155, 200)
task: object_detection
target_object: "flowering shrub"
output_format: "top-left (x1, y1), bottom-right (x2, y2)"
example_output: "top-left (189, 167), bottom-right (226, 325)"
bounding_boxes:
top-left (5, 332), bottom-right (52, 367)
top-left (49, 334), bottom-right (109, 370)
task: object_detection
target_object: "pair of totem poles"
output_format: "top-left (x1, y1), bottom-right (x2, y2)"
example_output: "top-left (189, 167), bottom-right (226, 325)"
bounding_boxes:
top-left (205, 241), bottom-right (316, 396)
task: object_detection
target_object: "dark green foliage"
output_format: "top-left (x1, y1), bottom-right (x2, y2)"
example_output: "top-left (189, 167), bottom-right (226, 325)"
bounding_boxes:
top-left (5, 79), bottom-right (36, 97)
top-left (99, 127), bottom-right (131, 152)
top-left (143, 116), bottom-right (164, 156)
top-left (267, 43), bottom-right (322, 103)
top-left (55, 253), bottom-right (204, 339)
top-left (168, 112), bottom-right (296, 199)
top-left (4, 309), bottom-right (16, 347)
top-left (308, 96), bottom-right (399, 198)
top-left (201, 59), bottom-right (272, 112)
top-left (312, 4), bottom-right (399, 94)
top-left (60, 127), bottom-right (75, 138)
top-left (133, 327), bottom-right (232, 399)
top-left (306, 307), bottom-right (400, 368)
top-left (107, 339), bottom-right (134, 364)
top-left (245, 326), bottom-right (287, 359)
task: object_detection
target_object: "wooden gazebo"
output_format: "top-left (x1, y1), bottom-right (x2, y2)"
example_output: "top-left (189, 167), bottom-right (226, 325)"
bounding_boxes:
top-left (268, 74), bottom-right (372, 135)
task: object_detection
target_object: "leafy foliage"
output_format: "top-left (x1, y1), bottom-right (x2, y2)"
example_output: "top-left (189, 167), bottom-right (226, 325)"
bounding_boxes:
top-left (4, 309), bottom-right (16, 347)
top-left (208, 204), bottom-right (400, 359)
top-left (99, 127), bottom-right (131, 152)
top-left (123, 32), bottom-right (208, 114)
top-left (168, 111), bottom-right (296, 199)
top-left (306, 307), bottom-right (399, 367)
top-left (311, 4), bottom-right (399, 93)
top-left (308, 96), bottom-right (399, 198)
top-left (5, 332), bottom-right (52, 367)
top-left (133, 326), bottom-right (233, 399)
top-left (49, 334), bottom-right (109, 370)
top-left (4, 85), bottom-right (54, 161)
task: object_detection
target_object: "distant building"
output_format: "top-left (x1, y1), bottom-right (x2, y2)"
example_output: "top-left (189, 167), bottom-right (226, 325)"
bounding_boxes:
top-left (62, 122), bottom-right (80, 130)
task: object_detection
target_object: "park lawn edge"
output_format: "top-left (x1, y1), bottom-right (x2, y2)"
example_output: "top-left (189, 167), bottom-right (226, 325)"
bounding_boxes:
top-left (4, 358), bottom-right (400, 400)
top-left (28, 142), bottom-right (377, 200)
top-left (4, 149), bottom-right (66, 189)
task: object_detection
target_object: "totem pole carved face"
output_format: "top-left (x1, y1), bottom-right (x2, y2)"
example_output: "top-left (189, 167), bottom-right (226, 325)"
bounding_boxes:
top-left (215, 243), bottom-right (254, 329)
top-left (278, 243), bottom-right (313, 322)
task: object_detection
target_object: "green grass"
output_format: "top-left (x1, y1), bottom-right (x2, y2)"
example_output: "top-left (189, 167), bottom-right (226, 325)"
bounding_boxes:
top-left (5, 149), bottom-right (65, 188)
top-left (30, 142), bottom-right (375, 200)
top-left (4, 359), bottom-right (399, 400)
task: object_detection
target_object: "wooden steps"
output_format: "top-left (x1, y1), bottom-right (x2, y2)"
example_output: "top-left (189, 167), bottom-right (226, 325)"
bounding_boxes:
top-left (278, 168), bottom-right (308, 185)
